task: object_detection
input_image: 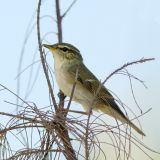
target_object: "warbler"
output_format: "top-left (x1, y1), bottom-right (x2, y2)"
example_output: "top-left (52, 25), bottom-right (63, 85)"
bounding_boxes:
top-left (43, 43), bottom-right (145, 136)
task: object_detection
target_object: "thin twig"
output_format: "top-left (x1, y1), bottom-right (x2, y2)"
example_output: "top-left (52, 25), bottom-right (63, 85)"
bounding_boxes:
top-left (61, 0), bottom-right (78, 18)
top-left (65, 67), bottom-right (79, 116)
top-left (0, 84), bottom-right (31, 107)
top-left (37, 0), bottom-right (57, 111)
top-left (125, 68), bottom-right (143, 113)
top-left (103, 58), bottom-right (155, 84)
top-left (85, 108), bottom-right (92, 160)
top-left (15, 59), bottom-right (41, 80)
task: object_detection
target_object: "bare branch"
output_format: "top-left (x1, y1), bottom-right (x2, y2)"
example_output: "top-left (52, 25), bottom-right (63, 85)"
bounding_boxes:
top-left (55, 0), bottom-right (62, 43)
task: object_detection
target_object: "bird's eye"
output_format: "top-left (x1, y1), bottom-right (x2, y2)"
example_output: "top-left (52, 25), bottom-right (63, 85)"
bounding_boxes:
top-left (60, 47), bottom-right (68, 52)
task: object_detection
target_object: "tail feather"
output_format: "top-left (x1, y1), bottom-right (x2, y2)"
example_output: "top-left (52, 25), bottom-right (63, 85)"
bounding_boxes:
top-left (127, 119), bottom-right (145, 136)
top-left (99, 104), bottom-right (145, 136)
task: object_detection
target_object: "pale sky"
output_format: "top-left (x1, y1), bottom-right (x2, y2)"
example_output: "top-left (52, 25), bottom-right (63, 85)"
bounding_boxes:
top-left (0, 0), bottom-right (160, 159)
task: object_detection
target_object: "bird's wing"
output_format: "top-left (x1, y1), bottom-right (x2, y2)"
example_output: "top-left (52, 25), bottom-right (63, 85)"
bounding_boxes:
top-left (67, 63), bottom-right (125, 115)
top-left (68, 62), bottom-right (128, 118)
top-left (67, 63), bottom-right (104, 95)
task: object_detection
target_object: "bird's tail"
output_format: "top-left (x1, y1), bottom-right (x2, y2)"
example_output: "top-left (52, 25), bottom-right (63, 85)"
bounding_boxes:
top-left (99, 105), bottom-right (145, 136)
top-left (125, 118), bottom-right (145, 136)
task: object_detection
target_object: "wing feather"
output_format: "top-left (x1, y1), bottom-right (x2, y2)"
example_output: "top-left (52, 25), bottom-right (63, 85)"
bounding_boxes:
top-left (67, 63), bottom-right (126, 117)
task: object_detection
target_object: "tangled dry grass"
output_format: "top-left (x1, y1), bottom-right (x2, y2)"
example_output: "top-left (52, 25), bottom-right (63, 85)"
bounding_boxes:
top-left (0, 57), bottom-right (158, 160)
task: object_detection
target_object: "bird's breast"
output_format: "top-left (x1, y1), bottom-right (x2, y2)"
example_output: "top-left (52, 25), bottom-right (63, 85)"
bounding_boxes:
top-left (55, 66), bottom-right (93, 108)
top-left (55, 68), bottom-right (74, 96)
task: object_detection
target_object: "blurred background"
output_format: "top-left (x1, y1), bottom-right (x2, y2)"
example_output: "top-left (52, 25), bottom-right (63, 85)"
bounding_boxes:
top-left (0, 0), bottom-right (160, 159)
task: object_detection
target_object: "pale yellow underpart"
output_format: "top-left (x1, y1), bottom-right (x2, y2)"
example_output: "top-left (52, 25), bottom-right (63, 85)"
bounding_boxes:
top-left (54, 55), bottom-right (94, 112)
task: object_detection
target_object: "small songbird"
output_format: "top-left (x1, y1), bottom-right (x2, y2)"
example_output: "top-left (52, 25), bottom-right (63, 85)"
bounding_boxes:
top-left (43, 43), bottom-right (145, 136)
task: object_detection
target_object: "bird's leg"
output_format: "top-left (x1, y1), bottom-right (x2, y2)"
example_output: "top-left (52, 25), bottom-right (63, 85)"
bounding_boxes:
top-left (86, 107), bottom-right (93, 115)
top-left (57, 90), bottom-right (66, 109)
top-left (56, 90), bottom-right (67, 117)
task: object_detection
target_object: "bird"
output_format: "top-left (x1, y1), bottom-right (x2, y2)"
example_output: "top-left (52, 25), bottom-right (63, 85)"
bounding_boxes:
top-left (43, 42), bottom-right (145, 136)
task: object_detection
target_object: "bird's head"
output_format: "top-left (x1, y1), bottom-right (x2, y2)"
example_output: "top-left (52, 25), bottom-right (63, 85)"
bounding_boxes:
top-left (43, 43), bottom-right (83, 65)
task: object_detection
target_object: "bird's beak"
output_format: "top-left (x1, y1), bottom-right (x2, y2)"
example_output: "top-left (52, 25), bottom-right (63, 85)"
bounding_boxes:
top-left (43, 44), bottom-right (56, 51)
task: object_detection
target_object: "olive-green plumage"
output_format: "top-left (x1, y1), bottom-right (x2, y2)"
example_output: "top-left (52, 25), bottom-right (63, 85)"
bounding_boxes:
top-left (43, 43), bottom-right (145, 136)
